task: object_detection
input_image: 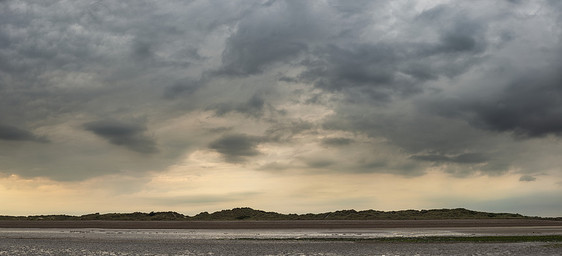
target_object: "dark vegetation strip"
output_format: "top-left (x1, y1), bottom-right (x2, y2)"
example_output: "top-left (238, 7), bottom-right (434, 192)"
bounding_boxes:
top-left (236, 235), bottom-right (562, 243)
top-left (2, 219), bottom-right (561, 229)
top-left (1, 207), bottom-right (561, 221)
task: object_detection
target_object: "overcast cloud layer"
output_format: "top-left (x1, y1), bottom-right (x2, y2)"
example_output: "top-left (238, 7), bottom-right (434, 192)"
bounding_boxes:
top-left (1, 0), bottom-right (562, 216)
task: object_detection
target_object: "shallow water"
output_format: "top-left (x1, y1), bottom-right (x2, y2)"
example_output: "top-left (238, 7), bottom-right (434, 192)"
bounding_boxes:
top-left (2, 225), bottom-right (562, 239)
top-left (1, 228), bottom-right (561, 255)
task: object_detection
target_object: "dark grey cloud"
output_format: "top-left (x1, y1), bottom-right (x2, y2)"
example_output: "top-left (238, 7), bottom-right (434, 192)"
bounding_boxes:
top-left (437, 31), bottom-right (480, 53)
top-left (298, 11), bottom-right (488, 102)
top-left (0, 124), bottom-right (48, 143)
top-left (411, 153), bottom-right (489, 164)
top-left (0, 0), bottom-right (560, 218)
top-left (84, 120), bottom-right (158, 154)
top-left (357, 160), bottom-right (423, 176)
top-left (327, 0), bottom-right (377, 16)
top-left (209, 134), bottom-right (262, 163)
top-left (212, 94), bottom-right (267, 118)
top-left (323, 111), bottom-right (485, 156)
top-left (416, 5), bottom-right (487, 55)
top-left (206, 126), bottom-right (234, 134)
top-left (321, 104), bottom-right (515, 176)
top-left (429, 64), bottom-right (562, 138)
top-left (0, 0), bottom-right (257, 180)
top-left (0, 0), bottom-right (561, 185)
top-left (299, 44), bottom-right (406, 101)
top-left (131, 39), bottom-right (154, 61)
top-left (278, 76), bottom-right (298, 83)
top-left (264, 120), bottom-right (314, 142)
top-left (164, 78), bottom-right (202, 99)
top-left (309, 1), bottom-right (562, 178)
top-left (217, 1), bottom-right (320, 76)
top-left (321, 137), bottom-right (354, 147)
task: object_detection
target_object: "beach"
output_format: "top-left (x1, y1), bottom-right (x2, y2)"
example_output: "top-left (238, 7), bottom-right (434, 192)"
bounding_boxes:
top-left (1, 236), bottom-right (561, 256)
top-left (1, 220), bottom-right (561, 255)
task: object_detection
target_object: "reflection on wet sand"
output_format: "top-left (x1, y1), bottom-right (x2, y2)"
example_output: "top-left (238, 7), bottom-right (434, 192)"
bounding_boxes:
top-left (1, 225), bottom-right (561, 255)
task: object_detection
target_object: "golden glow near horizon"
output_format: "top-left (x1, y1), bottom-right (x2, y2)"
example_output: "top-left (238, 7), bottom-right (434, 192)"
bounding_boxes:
top-left (2, 155), bottom-right (561, 216)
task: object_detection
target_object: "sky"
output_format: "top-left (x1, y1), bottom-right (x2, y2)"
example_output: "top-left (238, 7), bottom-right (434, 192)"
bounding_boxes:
top-left (1, 0), bottom-right (561, 217)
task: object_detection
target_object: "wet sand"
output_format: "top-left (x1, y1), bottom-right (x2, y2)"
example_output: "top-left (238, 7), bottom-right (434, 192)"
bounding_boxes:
top-left (1, 237), bottom-right (561, 256)
top-left (2, 220), bottom-right (561, 255)
top-left (1, 227), bottom-right (562, 256)
top-left (1, 219), bottom-right (560, 229)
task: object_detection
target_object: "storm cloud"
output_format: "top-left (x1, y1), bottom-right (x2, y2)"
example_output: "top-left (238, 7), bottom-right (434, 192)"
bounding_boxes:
top-left (216, 1), bottom-right (321, 76)
top-left (0, 0), bottom-right (560, 189)
top-left (209, 134), bottom-right (262, 163)
top-left (0, 124), bottom-right (48, 143)
top-left (429, 65), bottom-right (562, 137)
top-left (1, 0), bottom-right (562, 217)
top-left (211, 94), bottom-right (267, 118)
top-left (411, 153), bottom-right (489, 165)
top-left (296, 4), bottom-right (490, 102)
top-left (84, 120), bottom-right (158, 154)
top-left (321, 137), bottom-right (354, 147)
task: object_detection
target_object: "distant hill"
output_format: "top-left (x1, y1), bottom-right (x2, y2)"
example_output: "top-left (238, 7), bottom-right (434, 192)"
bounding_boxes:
top-left (1, 207), bottom-right (559, 221)
top-left (189, 208), bottom-right (537, 221)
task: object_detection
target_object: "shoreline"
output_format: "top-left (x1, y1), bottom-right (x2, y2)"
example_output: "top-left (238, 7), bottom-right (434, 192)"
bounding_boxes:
top-left (1, 219), bottom-right (561, 229)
